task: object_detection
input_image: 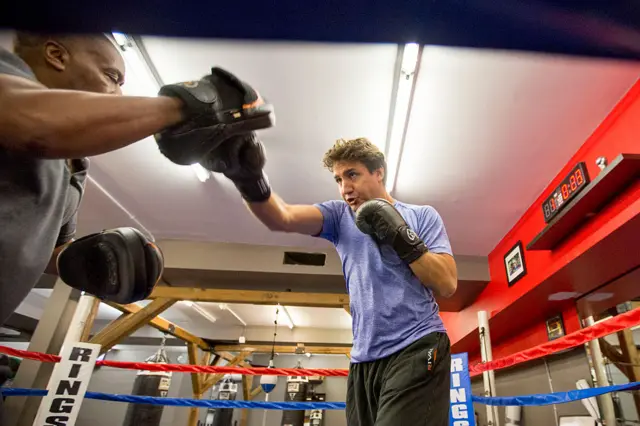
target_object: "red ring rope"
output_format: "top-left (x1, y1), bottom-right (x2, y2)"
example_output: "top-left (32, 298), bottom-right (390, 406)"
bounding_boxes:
top-left (469, 306), bottom-right (640, 376)
top-left (0, 345), bottom-right (348, 376)
top-left (2, 306), bottom-right (638, 377)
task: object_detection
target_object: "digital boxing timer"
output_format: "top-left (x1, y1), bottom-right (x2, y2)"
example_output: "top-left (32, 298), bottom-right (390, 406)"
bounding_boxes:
top-left (541, 162), bottom-right (590, 223)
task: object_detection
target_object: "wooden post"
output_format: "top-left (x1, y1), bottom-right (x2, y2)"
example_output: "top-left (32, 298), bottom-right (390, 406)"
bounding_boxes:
top-left (617, 329), bottom-right (640, 416)
top-left (240, 376), bottom-right (251, 426)
top-left (187, 395), bottom-right (201, 426)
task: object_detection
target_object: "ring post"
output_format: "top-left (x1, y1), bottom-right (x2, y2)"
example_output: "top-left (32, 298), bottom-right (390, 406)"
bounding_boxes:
top-left (31, 342), bottom-right (101, 426)
top-left (584, 316), bottom-right (617, 426)
top-left (478, 311), bottom-right (500, 426)
top-left (30, 292), bottom-right (100, 426)
top-left (61, 294), bottom-right (98, 348)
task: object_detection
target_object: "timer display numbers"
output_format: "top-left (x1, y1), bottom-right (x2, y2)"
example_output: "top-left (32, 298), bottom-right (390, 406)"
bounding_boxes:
top-left (542, 162), bottom-right (590, 223)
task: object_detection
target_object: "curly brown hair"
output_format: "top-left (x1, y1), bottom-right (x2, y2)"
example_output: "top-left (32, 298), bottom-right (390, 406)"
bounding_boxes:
top-left (322, 138), bottom-right (387, 183)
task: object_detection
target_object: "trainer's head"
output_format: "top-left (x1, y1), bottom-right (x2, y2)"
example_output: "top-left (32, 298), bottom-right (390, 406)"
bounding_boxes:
top-left (14, 32), bottom-right (125, 95)
top-left (323, 137), bottom-right (388, 211)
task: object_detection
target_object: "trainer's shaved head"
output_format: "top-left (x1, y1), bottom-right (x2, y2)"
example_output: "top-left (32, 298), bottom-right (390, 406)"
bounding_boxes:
top-left (14, 32), bottom-right (125, 94)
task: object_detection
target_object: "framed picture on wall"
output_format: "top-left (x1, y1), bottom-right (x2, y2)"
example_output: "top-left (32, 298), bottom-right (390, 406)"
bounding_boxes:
top-left (546, 314), bottom-right (566, 341)
top-left (504, 241), bottom-right (527, 286)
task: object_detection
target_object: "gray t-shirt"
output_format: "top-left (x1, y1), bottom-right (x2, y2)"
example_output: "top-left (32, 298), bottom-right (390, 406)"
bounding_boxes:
top-left (0, 47), bottom-right (88, 324)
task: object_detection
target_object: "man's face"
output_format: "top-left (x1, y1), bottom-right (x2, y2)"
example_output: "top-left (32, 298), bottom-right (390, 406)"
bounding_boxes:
top-left (46, 37), bottom-right (125, 95)
top-left (333, 161), bottom-right (385, 211)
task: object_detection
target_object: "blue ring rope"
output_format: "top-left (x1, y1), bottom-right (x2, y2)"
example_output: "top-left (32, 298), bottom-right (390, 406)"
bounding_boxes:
top-left (471, 381), bottom-right (640, 406)
top-left (0, 388), bottom-right (346, 410)
top-left (3, 381), bottom-right (640, 408)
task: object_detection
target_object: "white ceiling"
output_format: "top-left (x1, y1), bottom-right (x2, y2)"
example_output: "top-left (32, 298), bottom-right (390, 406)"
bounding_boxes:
top-left (2, 31), bottom-right (639, 341)
top-left (81, 37), bottom-right (640, 256)
top-left (396, 47), bottom-right (640, 254)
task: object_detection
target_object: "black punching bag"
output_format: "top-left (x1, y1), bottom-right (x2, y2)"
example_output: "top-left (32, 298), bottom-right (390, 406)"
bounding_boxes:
top-left (123, 344), bottom-right (172, 426)
top-left (212, 378), bottom-right (238, 426)
top-left (281, 376), bottom-right (308, 426)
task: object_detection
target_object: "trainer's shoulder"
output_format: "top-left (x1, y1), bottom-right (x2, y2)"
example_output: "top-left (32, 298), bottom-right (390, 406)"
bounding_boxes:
top-left (0, 47), bottom-right (37, 81)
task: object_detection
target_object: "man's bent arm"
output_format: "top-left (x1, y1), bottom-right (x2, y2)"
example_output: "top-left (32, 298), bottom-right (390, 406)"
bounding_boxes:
top-left (410, 253), bottom-right (458, 298)
top-left (0, 75), bottom-right (183, 158)
top-left (246, 193), bottom-right (324, 236)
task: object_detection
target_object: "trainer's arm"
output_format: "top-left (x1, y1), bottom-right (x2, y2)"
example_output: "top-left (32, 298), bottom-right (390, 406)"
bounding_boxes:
top-left (0, 75), bottom-right (183, 158)
top-left (410, 253), bottom-right (458, 298)
top-left (246, 194), bottom-right (324, 236)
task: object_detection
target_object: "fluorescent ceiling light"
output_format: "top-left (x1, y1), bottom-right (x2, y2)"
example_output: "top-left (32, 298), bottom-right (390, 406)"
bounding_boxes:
top-left (191, 163), bottom-right (211, 182)
top-left (278, 304), bottom-right (295, 330)
top-left (385, 43), bottom-right (421, 194)
top-left (111, 32), bottom-right (211, 184)
top-left (218, 303), bottom-right (247, 326)
top-left (185, 301), bottom-right (217, 324)
top-left (111, 32), bottom-right (159, 98)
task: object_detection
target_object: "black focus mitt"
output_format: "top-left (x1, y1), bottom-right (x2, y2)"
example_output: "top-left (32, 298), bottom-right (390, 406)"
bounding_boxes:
top-left (155, 67), bottom-right (275, 165)
top-left (56, 227), bottom-right (163, 304)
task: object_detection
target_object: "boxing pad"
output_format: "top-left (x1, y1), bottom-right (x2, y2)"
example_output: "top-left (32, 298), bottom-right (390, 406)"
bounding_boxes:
top-left (155, 67), bottom-right (275, 165)
top-left (56, 227), bottom-right (163, 304)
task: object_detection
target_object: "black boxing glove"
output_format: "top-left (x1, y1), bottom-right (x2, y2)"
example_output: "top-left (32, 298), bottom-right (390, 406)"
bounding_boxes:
top-left (155, 67), bottom-right (274, 165)
top-left (355, 198), bottom-right (428, 264)
top-left (200, 132), bottom-right (271, 203)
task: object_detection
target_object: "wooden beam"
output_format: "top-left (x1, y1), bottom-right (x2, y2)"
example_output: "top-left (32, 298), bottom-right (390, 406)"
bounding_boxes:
top-left (240, 376), bottom-right (251, 426)
top-left (214, 344), bottom-right (352, 355)
top-left (617, 329), bottom-right (640, 414)
top-left (201, 351), bottom-right (251, 391)
top-left (343, 305), bottom-right (351, 315)
top-left (186, 343), bottom-right (203, 426)
top-left (250, 387), bottom-right (263, 399)
top-left (80, 297), bottom-right (101, 342)
top-left (149, 286), bottom-right (349, 308)
top-left (89, 298), bottom-right (175, 354)
top-left (187, 343), bottom-right (201, 395)
top-left (105, 301), bottom-right (210, 350)
top-left (187, 402), bottom-right (200, 426)
top-left (600, 338), bottom-right (634, 381)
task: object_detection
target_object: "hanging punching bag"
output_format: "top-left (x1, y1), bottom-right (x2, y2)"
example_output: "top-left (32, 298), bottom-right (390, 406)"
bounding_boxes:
top-left (281, 376), bottom-right (308, 426)
top-left (122, 342), bottom-right (172, 426)
top-left (212, 377), bottom-right (238, 426)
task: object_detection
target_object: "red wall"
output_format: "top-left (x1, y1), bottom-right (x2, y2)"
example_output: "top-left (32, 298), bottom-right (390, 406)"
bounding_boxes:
top-left (444, 77), bottom-right (640, 356)
top-left (466, 305), bottom-right (581, 366)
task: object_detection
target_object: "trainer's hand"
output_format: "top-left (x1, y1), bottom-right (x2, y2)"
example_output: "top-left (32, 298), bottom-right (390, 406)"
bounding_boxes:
top-left (201, 132), bottom-right (272, 203)
top-left (154, 67), bottom-right (274, 166)
top-left (355, 199), bottom-right (428, 264)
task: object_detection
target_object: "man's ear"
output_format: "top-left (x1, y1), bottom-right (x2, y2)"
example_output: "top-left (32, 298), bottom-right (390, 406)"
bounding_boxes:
top-left (374, 167), bottom-right (385, 183)
top-left (43, 40), bottom-right (70, 71)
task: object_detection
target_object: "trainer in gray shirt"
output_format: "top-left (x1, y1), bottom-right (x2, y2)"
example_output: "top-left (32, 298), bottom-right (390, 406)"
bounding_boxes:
top-left (0, 48), bottom-right (88, 324)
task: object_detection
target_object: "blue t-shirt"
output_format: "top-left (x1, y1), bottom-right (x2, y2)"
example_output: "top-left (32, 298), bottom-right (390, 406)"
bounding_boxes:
top-left (314, 199), bottom-right (452, 363)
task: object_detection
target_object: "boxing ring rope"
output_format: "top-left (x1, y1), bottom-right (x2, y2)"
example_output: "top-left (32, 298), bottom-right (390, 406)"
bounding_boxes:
top-left (469, 305), bottom-right (640, 376)
top-left (1, 305), bottom-right (639, 413)
top-left (3, 381), bottom-right (640, 408)
top-left (3, 305), bottom-right (639, 378)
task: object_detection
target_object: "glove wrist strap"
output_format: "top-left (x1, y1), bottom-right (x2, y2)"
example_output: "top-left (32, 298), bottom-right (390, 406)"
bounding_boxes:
top-left (393, 226), bottom-right (428, 264)
top-left (234, 172), bottom-right (272, 203)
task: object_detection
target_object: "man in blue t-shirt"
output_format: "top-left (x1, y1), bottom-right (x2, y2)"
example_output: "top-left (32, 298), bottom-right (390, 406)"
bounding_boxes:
top-left (202, 136), bottom-right (458, 425)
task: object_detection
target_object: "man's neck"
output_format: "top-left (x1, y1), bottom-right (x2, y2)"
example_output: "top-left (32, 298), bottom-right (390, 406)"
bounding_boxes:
top-left (378, 191), bottom-right (394, 204)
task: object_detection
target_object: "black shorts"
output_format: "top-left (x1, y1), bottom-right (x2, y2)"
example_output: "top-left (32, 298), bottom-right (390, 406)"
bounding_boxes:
top-left (346, 332), bottom-right (451, 426)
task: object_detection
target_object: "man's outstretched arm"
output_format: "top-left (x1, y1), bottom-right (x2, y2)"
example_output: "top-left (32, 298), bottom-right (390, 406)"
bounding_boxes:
top-left (201, 133), bottom-right (324, 236)
top-left (246, 193), bottom-right (323, 235)
top-left (0, 75), bottom-right (184, 158)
